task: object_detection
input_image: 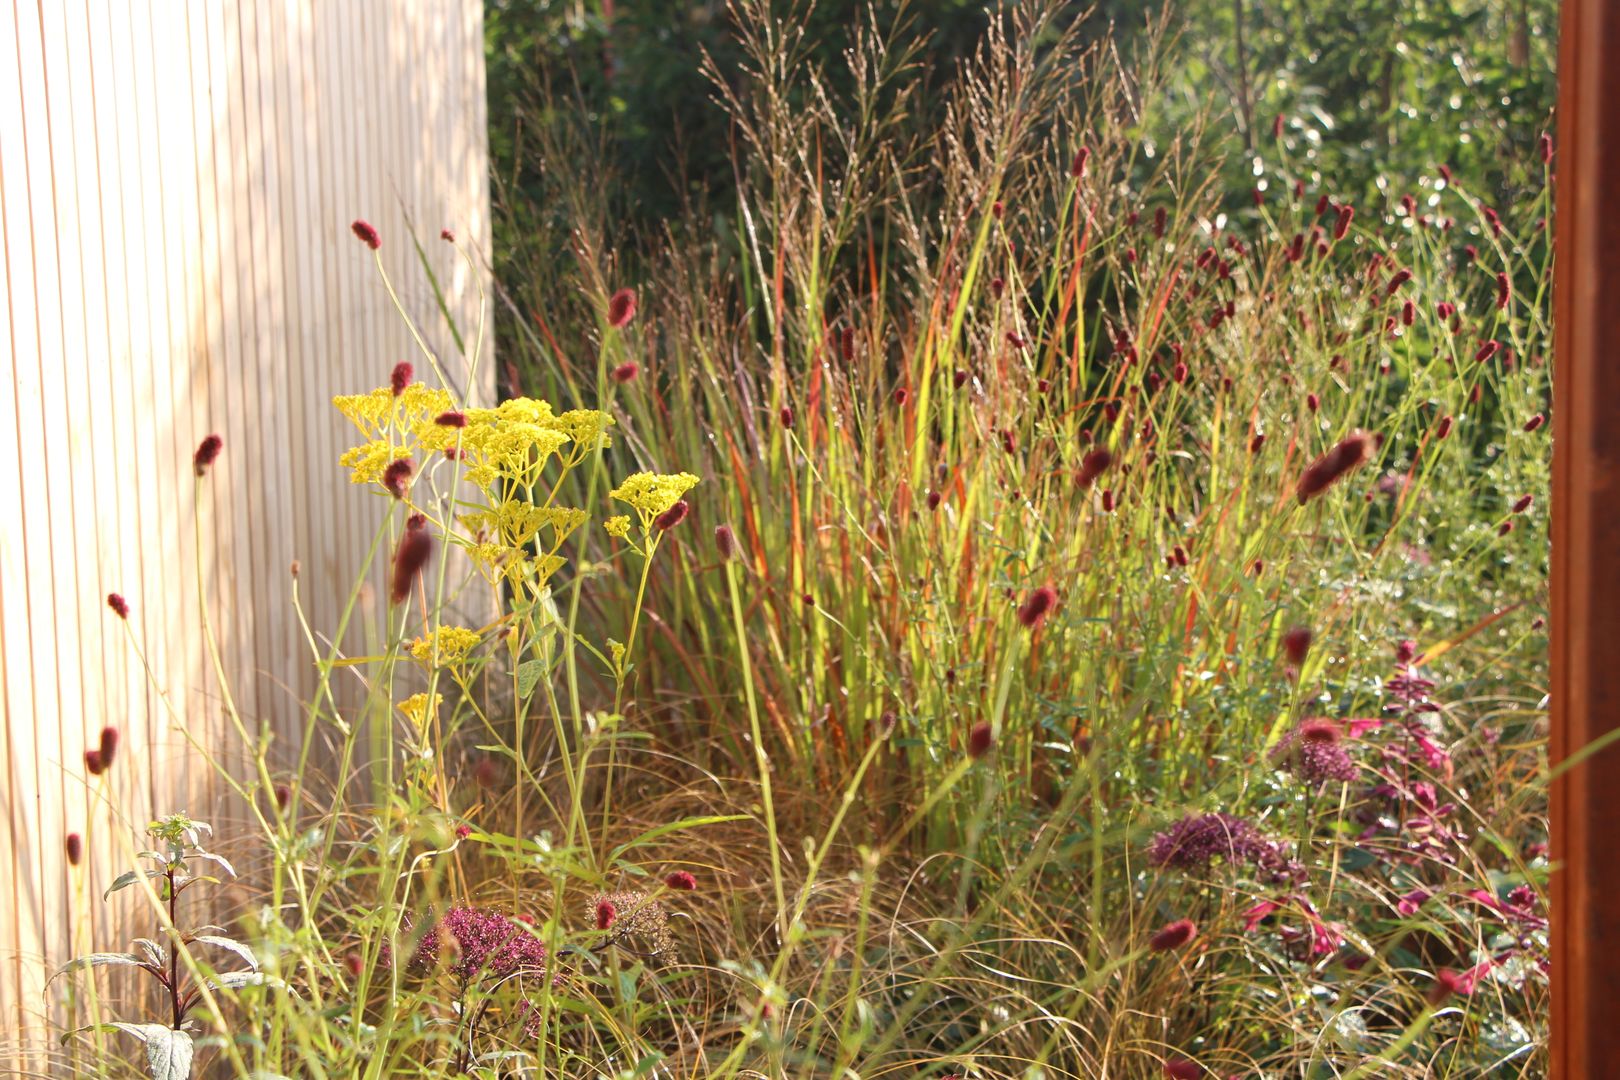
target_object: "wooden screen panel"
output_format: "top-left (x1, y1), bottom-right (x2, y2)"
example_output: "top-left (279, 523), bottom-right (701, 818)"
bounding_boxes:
top-left (0, 1), bottom-right (492, 1063)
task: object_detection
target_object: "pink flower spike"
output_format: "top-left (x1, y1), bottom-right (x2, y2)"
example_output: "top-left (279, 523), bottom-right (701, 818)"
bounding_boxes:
top-left (350, 219), bottom-right (381, 249)
top-left (607, 288), bottom-right (638, 329)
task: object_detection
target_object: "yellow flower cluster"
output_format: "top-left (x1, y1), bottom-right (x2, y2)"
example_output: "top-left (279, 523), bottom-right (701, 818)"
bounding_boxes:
top-left (461, 499), bottom-right (590, 590)
top-left (409, 625), bottom-right (482, 667)
top-left (338, 440), bottom-right (412, 485)
top-left (333, 387), bottom-right (614, 497)
top-left (399, 692), bottom-right (442, 728)
top-left (334, 384), bottom-right (455, 440)
top-left (609, 472), bottom-right (701, 528)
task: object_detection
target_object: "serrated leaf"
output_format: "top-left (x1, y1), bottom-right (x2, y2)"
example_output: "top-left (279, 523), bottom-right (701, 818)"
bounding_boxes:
top-left (190, 935), bottom-right (257, 970)
top-left (133, 939), bottom-right (166, 969)
top-left (108, 1023), bottom-right (194, 1080)
top-left (515, 659), bottom-right (547, 698)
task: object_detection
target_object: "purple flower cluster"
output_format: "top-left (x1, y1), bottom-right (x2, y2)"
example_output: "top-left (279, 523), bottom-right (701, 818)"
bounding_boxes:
top-left (1270, 719), bottom-right (1358, 785)
top-left (1148, 812), bottom-right (1302, 884)
top-left (410, 906), bottom-right (549, 982)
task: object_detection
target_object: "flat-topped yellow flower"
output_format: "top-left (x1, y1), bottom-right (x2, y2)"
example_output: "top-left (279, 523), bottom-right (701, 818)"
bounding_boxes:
top-left (603, 515), bottom-right (632, 538)
top-left (610, 472), bottom-right (701, 526)
top-left (339, 440), bottom-right (412, 485)
top-left (550, 409), bottom-right (615, 454)
top-left (409, 625), bottom-right (482, 667)
top-left (462, 500), bottom-right (589, 550)
top-left (334, 384), bottom-right (454, 439)
top-left (399, 692), bottom-right (442, 728)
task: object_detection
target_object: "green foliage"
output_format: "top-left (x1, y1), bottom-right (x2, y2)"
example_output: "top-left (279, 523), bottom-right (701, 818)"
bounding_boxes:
top-left (48, 3), bottom-right (1555, 1076)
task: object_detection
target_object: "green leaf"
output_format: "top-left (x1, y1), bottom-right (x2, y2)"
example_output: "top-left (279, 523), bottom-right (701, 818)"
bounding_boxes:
top-left (105, 869), bottom-right (164, 901)
top-left (108, 1023), bottom-right (194, 1080)
top-left (516, 659), bottom-right (547, 698)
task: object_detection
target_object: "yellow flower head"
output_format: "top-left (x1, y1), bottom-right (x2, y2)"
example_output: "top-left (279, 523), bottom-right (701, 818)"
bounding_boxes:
top-left (610, 472), bottom-right (701, 524)
top-left (603, 515), bottom-right (632, 539)
top-left (399, 692), bottom-right (442, 728)
top-left (339, 440), bottom-right (412, 485)
top-left (409, 626), bottom-right (482, 667)
top-left (549, 409), bottom-right (615, 454)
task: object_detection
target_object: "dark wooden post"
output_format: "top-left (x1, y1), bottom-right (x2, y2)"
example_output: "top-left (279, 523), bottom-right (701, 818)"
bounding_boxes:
top-left (1551, 0), bottom-right (1620, 1073)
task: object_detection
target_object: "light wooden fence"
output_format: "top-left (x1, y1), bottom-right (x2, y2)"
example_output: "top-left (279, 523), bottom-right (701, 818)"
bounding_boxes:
top-left (0, 0), bottom-right (491, 1059)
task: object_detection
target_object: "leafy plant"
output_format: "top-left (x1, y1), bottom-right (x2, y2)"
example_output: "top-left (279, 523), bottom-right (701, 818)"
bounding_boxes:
top-left (51, 816), bottom-right (268, 1080)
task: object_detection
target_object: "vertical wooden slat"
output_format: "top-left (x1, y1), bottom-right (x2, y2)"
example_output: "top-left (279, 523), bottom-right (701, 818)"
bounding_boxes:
top-left (1551, 0), bottom-right (1620, 1075)
top-left (2, 1), bottom-right (493, 1058)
